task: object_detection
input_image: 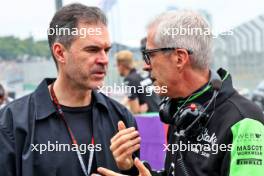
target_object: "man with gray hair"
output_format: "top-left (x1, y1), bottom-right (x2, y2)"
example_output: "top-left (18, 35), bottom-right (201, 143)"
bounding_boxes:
top-left (95, 10), bottom-right (264, 176)
top-left (0, 3), bottom-right (139, 176)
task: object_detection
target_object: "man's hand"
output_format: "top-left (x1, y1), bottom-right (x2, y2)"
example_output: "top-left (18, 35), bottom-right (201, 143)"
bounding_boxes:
top-left (110, 121), bottom-right (141, 170)
top-left (93, 158), bottom-right (151, 176)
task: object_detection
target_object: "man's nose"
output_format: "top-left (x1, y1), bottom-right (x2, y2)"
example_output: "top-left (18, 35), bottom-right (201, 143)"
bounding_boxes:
top-left (96, 50), bottom-right (109, 65)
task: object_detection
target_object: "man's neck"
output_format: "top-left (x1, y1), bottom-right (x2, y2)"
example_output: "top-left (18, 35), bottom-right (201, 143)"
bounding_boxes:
top-left (123, 68), bottom-right (132, 77)
top-left (178, 69), bottom-right (210, 99)
top-left (49, 76), bottom-right (92, 107)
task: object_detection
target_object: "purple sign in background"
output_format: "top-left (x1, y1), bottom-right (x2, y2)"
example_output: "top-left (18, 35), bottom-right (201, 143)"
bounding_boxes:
top-left (135, 114), bottom-right (166, 170)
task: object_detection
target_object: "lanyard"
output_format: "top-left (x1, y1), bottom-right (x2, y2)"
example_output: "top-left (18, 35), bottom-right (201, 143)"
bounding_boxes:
top-left (50, 83), bottom-right (94, 176)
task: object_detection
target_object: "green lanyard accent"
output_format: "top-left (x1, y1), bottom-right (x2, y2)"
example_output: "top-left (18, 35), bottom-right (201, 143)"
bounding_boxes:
top-left (177, 71), bottom-right (229, 104)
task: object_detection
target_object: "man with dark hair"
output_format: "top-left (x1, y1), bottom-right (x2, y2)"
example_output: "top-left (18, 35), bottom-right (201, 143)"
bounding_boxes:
top-left (140, 37), bottom-right (147, 51)
top-left (0, 3), bottom-right (139, 176)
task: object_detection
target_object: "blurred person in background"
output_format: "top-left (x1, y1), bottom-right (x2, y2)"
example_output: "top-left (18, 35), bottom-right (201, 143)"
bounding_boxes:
top-left (251, 81), bottom-right (264, 111)
top-left (0, 3), bottom-right (140, 176)
top-left (140, 37), bottom-right (147, 52)
top-left (140, 37), bottom-right (153, 80)
top-left (115, 50), bottom-right (160, 114)
top-left (0, 84), bottom-right (12, 109)
top-left (0, 84), bottom-right (6, 108)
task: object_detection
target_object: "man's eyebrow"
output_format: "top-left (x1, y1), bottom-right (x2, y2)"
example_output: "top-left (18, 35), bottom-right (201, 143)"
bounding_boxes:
top-left (82, 45), bottom-right (112, 50)
top-left (82, 45), bottom-right (101, 50)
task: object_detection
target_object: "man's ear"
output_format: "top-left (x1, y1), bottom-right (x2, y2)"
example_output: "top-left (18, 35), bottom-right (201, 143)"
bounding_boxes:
top-left (173, 49), bottom-right (190, 71)
top-left (52, 43), bottom-right (67, 64)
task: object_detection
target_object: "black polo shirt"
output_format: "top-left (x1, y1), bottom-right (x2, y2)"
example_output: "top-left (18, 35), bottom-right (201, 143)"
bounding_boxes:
top-left (0, 78), bottom-right (139, 176)
top-left (124, 69), bottom-right (160, 112)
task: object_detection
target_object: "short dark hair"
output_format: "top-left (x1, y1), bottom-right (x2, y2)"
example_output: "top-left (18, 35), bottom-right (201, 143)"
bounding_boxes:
top-left (140, 37), bottom-right (147, 60)
top-left (140, 37), bottom-right (147, 51)
top-left (48, 3), bottom-right (108, 69)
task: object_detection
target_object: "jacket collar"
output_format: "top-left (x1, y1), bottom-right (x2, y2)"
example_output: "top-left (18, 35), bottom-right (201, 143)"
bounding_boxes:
top-left (173, 68), bottom-right (236, 110)
top-left (34, 78), bottom-right (108, 120)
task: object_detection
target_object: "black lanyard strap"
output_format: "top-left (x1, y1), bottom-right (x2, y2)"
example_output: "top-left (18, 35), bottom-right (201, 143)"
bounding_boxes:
top-left (50, 83), bottom-right (94, 176)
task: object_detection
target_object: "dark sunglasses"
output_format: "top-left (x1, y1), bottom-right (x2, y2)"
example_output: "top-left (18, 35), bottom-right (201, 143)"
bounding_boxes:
top-left (142, 47), bottom-right (193, 65)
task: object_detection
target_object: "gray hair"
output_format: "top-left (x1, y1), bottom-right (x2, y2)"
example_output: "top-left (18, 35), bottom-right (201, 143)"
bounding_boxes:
top-left (147, 10), bottom-right (213, 70)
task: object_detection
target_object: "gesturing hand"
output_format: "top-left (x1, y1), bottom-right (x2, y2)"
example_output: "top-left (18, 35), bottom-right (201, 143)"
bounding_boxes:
top-left (93, 158), bottom-right (152, 176)
top-left (110, 121), bottom-right (141, 170)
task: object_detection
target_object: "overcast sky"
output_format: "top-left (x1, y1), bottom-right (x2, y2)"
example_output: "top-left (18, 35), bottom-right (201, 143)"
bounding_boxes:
top-left (0, 0), bottom-right (263, 47)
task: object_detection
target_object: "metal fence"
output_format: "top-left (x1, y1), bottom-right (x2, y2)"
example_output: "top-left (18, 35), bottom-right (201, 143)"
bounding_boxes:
top-left (213, 15), bottom-right (264, 90)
